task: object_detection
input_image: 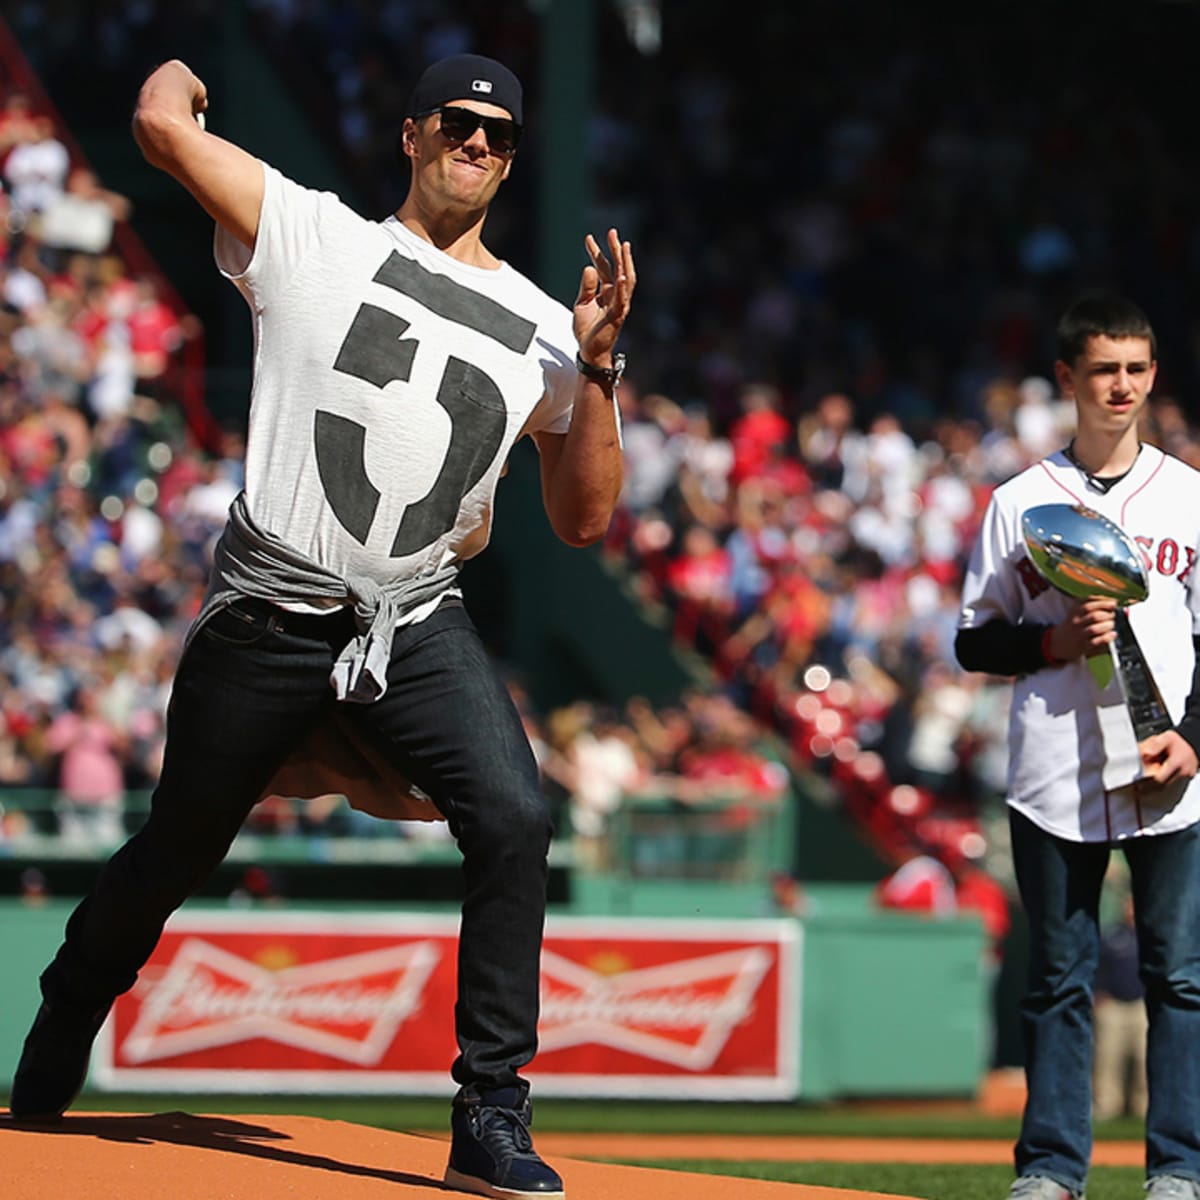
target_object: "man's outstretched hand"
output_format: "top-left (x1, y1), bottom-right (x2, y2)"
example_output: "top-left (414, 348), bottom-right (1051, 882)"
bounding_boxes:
top-left (574, 227), bottom-right (636, 368)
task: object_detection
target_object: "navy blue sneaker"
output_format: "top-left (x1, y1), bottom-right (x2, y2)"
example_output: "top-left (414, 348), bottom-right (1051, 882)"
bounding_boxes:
top-left (444, 1083), bottom-right (565, 1198)
top-left (9, 999), bottom-right (110, 1120)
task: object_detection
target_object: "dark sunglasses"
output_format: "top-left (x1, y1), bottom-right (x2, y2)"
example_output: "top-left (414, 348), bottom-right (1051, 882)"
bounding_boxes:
top-left (416, 105), bottom-right (522, 154)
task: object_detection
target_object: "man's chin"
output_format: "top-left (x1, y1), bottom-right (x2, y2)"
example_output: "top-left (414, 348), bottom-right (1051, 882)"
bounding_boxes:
top-left (442, 183), bottom-right (499, 215)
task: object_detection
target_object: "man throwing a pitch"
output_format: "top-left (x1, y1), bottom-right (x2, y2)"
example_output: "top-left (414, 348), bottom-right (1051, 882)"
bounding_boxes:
top-left (957, 294), bottom-right (1200, 1200)
top-left (9, 52), bottom-right (634, 1200)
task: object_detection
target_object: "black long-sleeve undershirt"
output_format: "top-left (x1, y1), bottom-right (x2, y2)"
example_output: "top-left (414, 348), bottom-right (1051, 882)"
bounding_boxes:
top-left (954, 619), bottom-right (1053, 678)
top-left (955, 621), bottom-right (1200, 759)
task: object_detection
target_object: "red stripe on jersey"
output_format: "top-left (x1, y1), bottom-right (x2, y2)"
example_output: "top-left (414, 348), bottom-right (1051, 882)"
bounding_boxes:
top-left (1120, 452), bottom-right (1165, 527)
top-left (1037, 459), bottom-right (1086, 504)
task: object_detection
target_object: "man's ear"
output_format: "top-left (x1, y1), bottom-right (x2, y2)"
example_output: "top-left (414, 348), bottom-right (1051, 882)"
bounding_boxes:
top-left (400, 117), bottom-right (419, 161)
top-left (1053, 358), bottom-right (1074, 397)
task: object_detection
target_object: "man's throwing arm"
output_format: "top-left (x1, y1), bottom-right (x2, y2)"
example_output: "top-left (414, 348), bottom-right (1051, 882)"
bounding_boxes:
top-left (132, 59), bottom-right (264, 251)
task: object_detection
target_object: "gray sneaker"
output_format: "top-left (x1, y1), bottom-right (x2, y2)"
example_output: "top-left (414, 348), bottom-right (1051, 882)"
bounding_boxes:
top-left (1008, 1177), bottom-right (1083, 1200)
top-left (1146, 1178), bottom-right (1200, 1200)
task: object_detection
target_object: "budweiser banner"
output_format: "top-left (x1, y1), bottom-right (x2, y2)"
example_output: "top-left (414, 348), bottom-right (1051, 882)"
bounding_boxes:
top-left (93, 912), bottom-right (801, 1099)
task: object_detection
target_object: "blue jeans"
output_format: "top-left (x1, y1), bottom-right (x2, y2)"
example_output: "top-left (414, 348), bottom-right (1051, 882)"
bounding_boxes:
top-left (1010, 807), bottom-right (1200, 1191)
top-left (41, 599), bottom-right (551, 1090)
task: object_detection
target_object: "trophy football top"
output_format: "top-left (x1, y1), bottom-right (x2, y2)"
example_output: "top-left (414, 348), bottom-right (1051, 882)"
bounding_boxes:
top-left (1021, 503), bottom-right (1148, 606)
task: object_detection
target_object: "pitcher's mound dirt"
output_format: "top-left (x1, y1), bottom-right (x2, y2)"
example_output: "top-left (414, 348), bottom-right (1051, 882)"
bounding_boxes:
top-left (0, 1111), bottom-right (919, 1200)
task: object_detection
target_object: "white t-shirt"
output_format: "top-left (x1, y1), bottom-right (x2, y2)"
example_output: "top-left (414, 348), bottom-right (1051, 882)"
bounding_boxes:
top-left (215, 163), bottom-right (578, 619)
top-left (959, 445), bottom-right (1200, 841)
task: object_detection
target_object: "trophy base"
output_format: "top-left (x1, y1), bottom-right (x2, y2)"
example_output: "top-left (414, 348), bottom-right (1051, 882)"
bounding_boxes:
top-left (1114, 610), bottom-right (1172, 741)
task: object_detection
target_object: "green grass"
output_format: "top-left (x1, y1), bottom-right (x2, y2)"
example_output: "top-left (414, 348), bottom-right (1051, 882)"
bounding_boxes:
top-left (617, 1161), bottom-right (1143, 1200)
top-left (72, 1094), bottom-right (1148, 1199)
top-left (77, 1092), bottom-right (1145, 1139)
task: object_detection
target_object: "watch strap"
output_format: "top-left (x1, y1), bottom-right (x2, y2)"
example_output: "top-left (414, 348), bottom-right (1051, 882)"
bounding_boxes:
top-left (575, 351), bottom-right (625, 386)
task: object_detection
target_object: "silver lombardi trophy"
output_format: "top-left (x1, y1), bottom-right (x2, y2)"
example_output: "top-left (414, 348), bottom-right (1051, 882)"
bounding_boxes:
top-left (1022, 502), bottom-right (1172, 741)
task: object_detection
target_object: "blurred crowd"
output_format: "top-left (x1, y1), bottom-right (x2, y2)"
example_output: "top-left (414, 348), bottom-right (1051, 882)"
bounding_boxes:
top-left (0, 79), bottom-right (232, 850)
top-left (4, 2), bottom-right (1200, 926)
top-left (177, 0), bottom-right (1200, 896)
top-left (0, 74), bottom-right (788, 876)
top-left (0, 4), bottom-right (801, 884)
top-left (194, 0), bottom-right (1200, 910)
top-left (19, 1), bottom-right (1199, 412)
top-left (229, 1), bottom-right (1200, 420)
top-left (610, 374), bottom-right (1200, 885)
top-left (529, 687), bottom-right (788, 874)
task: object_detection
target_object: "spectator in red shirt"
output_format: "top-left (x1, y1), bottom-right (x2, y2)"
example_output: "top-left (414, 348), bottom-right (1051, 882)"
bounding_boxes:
top-left (728, 382), bottom-right (792, 487)
top-left (127, 278), bottom-right (186, 384)
top-left (665, 523), bottom-right (733, 648)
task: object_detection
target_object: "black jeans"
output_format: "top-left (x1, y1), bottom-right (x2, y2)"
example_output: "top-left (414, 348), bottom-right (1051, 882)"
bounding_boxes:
top-left (42, 599), bottom-right (551, 1090)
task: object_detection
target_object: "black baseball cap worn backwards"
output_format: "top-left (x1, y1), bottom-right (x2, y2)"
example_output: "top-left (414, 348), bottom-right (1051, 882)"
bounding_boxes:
top-left (406, 54), bottom-right (523, 124)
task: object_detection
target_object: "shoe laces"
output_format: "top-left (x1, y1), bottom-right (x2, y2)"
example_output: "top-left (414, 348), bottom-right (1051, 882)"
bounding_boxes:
top-left (470, 1100), bottom-right (535, 1158)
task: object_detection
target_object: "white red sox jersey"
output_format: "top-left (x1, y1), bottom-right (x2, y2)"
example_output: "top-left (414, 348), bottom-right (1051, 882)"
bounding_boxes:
top-left (959, 444), bottom-right (1200, 841)
top-left (214, 163), bottom-right (583, 621)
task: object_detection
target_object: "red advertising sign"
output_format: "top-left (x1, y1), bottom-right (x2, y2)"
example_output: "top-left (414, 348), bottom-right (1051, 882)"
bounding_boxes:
top-left (94, 913), bottom-right (799, 1099)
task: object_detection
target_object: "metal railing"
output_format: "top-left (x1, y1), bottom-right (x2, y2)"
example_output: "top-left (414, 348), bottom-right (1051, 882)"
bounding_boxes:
top-left (607, 789), bottom-right (794, 883)
top-left (0, 789), bottom-right (473, 867)
top-left (0, 786), bottom-right (793, 883)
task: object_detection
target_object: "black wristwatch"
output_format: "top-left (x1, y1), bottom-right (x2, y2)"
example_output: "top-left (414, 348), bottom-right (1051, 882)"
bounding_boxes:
top-left (576, 351), bottom-right (626, 389)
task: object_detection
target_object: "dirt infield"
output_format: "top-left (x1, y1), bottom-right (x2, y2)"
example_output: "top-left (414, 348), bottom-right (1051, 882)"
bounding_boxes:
top-left (531, 1132), bottom-right (1144, 1167)
top-left (0, 1111), bottom-right (922, 1200)
top-left (0, 1109), bottom-right (1149, 1199)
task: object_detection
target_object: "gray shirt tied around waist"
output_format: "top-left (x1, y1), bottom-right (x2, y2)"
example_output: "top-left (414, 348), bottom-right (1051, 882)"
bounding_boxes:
top-left (188, 491), bottom-right (461, 703)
